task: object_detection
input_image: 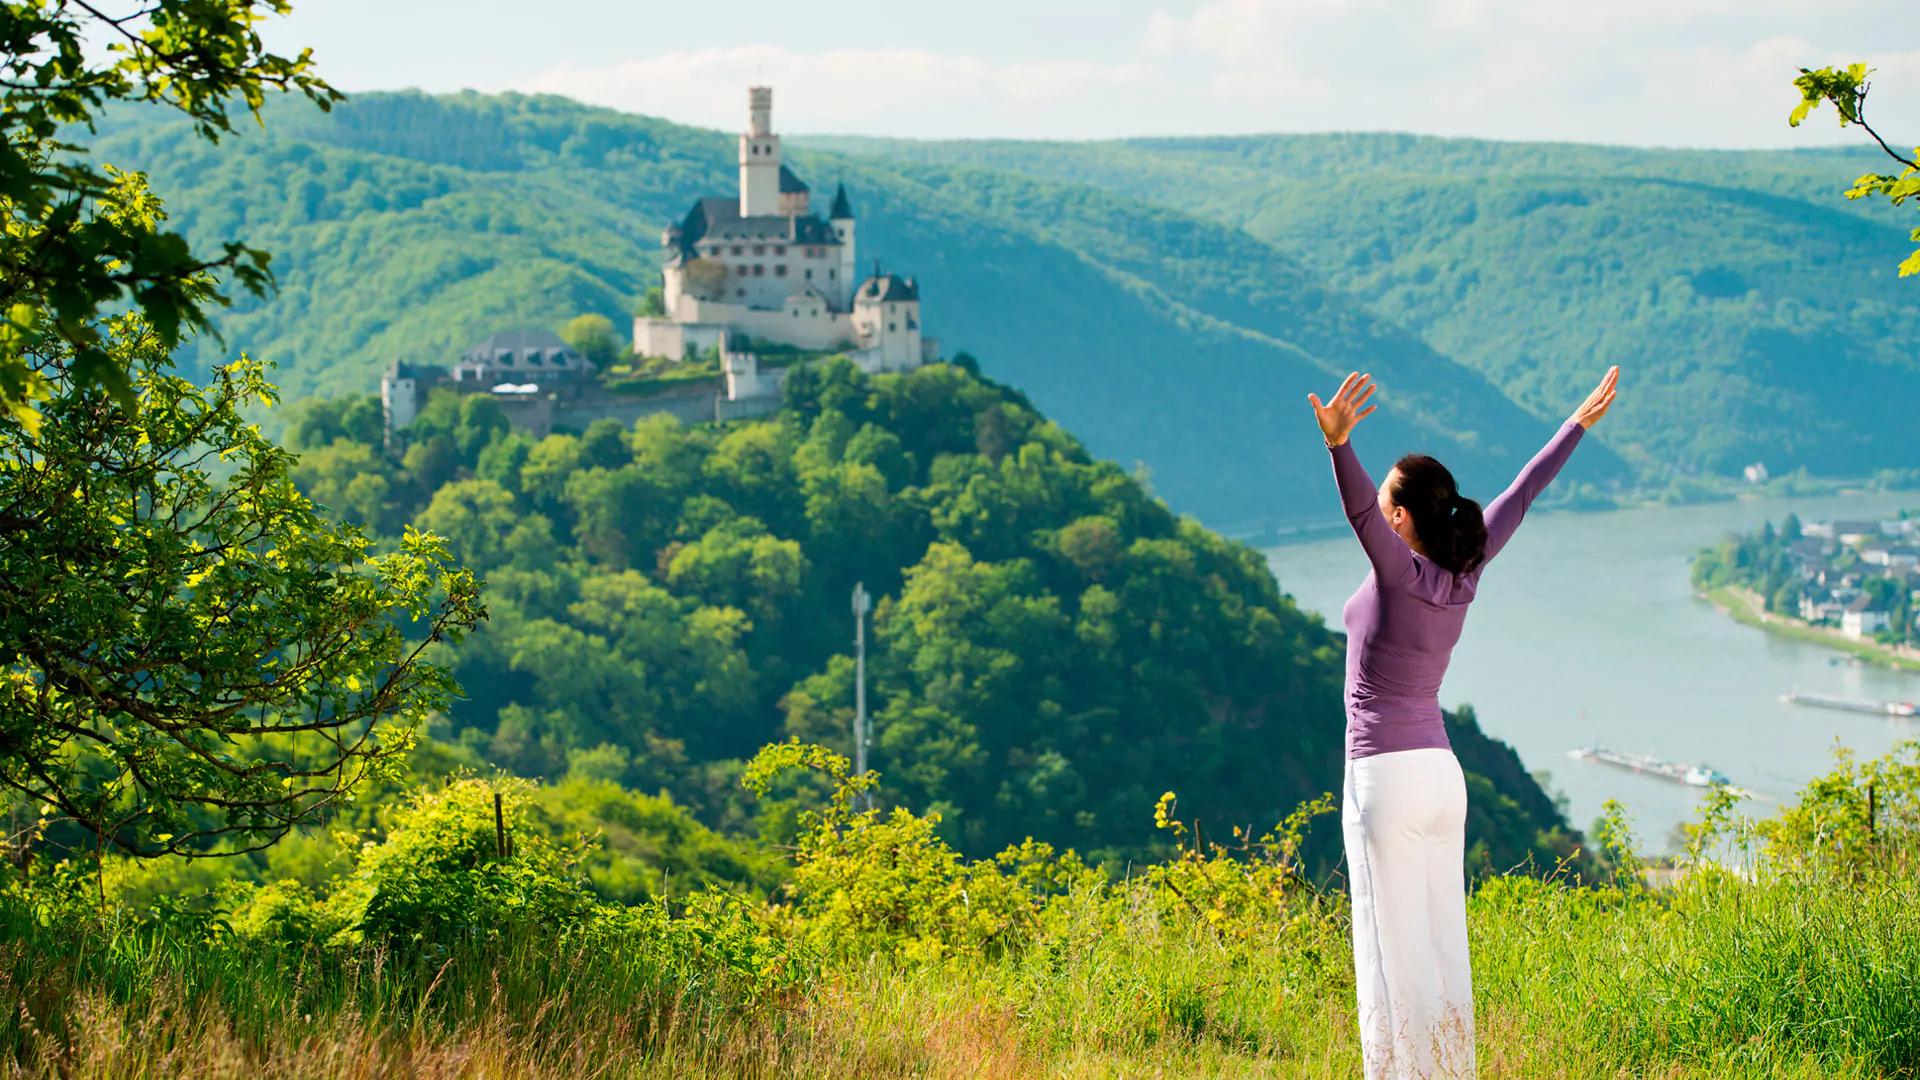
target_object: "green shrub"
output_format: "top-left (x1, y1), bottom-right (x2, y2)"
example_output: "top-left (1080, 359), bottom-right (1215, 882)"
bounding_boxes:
top-left (744, 740), bottom-right (1100, 961)
top-left (327, 777), bottom-right (597, 944)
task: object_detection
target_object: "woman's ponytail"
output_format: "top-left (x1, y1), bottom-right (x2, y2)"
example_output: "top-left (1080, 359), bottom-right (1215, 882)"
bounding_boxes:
top-left (1390, 455), bottom-right (1489, 575)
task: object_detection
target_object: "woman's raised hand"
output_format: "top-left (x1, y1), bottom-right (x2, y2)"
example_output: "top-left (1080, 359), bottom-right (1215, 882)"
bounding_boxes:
top-left (1570, 366), bottom-right (1621, 430)
top-left (1308, 372), bottom-right (1378, 447)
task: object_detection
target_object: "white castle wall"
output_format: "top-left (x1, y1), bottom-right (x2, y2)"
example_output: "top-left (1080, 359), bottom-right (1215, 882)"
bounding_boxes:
top-left (667, 241), bottom-right (846, 313)
top-left (637, 299), bottom-right (857, 359)
top-left (633, 318), bottom-right (727, 361)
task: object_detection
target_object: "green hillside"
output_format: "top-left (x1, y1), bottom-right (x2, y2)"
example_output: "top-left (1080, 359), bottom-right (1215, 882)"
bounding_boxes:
top-left (82, 92), bottom-right (1595, 534)
top-left (281, 358), bottom-right (1581, 871)
top-left (800, 132), bottom-right (1920, 479)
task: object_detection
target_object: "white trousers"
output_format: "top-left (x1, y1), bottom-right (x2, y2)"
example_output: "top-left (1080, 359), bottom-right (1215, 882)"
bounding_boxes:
top-left (1343, 747), bottom-right (1475, 1080)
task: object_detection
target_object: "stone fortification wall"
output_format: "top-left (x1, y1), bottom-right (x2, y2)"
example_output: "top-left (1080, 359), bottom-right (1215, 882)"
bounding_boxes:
top-left (714, 394), bottom-right (782, 423)
top-left (547, 377), bottom-right (783, 432)
top-left (554, 384), bottom-right (722, 430)
top-left (492, 393), bottom-right (554, 437)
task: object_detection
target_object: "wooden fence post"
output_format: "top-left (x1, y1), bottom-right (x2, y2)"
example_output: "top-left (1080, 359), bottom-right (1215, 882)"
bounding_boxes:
top-left (494, 791), bottom-right (508, 859)
top-left (1867, 781), bottom-right (1877, 842)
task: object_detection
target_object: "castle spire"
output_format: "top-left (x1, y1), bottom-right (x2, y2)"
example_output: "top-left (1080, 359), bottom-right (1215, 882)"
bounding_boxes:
top-left (830, 182), bottom-right (854, 220)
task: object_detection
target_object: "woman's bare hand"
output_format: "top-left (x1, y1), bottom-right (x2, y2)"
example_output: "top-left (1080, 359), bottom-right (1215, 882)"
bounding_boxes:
top-left (1571, 367), bottom-right (1620, 430)
top-left (1308, 372), bottom-right (1378, 448)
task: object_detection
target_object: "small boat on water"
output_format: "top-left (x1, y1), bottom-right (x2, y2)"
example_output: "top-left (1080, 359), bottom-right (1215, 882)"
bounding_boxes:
top-left (1568, 746), bottom-right (1732, 788)
top-left (1782, 691), bottom-right (1917, 717)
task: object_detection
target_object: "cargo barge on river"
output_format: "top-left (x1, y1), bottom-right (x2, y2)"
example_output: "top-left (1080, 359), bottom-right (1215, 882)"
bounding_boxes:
top-left (1782, 691), bottom-right (1917, 717)
top-left (1568, 746), bottom-right (1732, 788)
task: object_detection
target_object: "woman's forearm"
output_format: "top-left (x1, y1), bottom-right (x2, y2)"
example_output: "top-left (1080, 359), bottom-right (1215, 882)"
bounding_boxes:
top-left (1483, 420), bottom-right (1585, 559)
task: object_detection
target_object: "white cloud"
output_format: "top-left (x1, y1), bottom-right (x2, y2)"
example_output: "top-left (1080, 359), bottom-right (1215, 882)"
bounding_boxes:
top-left (513, 2), bottom-right (1920, 147)
top-left (520, 46), bottom-right (1167, 140)
top-left (1139, 0), bottom-right (1920, 145)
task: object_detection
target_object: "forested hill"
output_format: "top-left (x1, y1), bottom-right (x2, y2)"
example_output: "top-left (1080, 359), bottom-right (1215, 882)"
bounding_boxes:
top-left (81, 91), bottom-right (1599, 533)
top-left (284, 356), bottom-right (1581, 872)
top-left (798, 132), bottom-right (1920, 479)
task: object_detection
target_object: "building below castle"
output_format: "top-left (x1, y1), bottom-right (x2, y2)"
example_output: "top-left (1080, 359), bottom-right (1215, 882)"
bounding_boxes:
top-left (634, 86), bottom-right (936, 374)
top-left (381, 328), bottom-right (783, 442)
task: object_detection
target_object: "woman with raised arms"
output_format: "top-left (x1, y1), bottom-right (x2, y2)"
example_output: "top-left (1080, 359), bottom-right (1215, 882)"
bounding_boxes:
top-left (1307, 366), bottom-right (1620, 1080)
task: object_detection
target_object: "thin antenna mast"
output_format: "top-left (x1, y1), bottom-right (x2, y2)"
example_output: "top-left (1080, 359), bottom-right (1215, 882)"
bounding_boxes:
top-left (852, 582), bottom-right (872, 809)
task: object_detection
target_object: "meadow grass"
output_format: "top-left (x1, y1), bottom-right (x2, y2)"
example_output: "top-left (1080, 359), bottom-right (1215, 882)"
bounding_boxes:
top-left (6, 855), bottom-right (1917, 1079)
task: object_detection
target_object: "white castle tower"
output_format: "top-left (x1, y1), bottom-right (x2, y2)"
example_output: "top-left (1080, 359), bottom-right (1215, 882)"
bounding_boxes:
top-left (739, 86), bottom-right (781, 218)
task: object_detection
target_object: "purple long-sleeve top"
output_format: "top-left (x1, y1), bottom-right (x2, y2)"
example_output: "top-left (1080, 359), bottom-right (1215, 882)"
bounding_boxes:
top-left (1331, 420), bottom-right (1586, 759)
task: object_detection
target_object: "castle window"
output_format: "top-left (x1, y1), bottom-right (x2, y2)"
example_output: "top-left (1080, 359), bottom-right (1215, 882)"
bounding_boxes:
top-left (753, 265), bottom-right (764, 276)
top-left (888, 323), bottom-right (896, 332)
top-left (737, 289), bottom-right (746, 297)
top-left (499, 353), bottom-right (515, 366)
top-left (775, 265), bottom-right (787, 277)
top-left (774, 246), bottom-right (785, 255)
top-left (528, 352), bottom-right (544, 366)
top-left (732, 246), bottom-right (742, 256)
top-left (792, 310), bottom-right (799, 318)
top-left (805, 269), bottom-right (813, 279)
top-left (753, 246), bottom-right (765, 256)
top-left (829, 270), bottom-right (836, 280)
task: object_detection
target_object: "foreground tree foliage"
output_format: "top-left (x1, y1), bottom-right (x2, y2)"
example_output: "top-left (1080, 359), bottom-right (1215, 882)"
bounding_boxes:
top-left (1792, 63), bottom-right (1920, 276)
top-left (0, 0), bottom-right (336, 424)
top-left (0, 322), bottom-right (483, 858)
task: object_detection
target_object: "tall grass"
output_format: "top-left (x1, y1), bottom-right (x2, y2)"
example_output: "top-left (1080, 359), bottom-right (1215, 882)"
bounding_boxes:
top-left (8, 856), bottom-right (1917, 1079)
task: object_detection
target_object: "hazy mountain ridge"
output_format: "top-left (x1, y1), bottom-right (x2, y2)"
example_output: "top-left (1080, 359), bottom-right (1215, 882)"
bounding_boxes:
top-left (798, 131), bottom-right (1920, 479)
top-left (85, 91), bottom-right (1603, 531)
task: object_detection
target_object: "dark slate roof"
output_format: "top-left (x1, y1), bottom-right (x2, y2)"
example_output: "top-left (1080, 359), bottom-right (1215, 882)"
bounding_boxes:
top-left (668, 197), bottom-right (843, 260)
top-left (829, 182), bottom-right (854, 219)
top-left (388, 360), bottom-right (446, 381)
top-left (778, 165), bottom-right (809, 194)
top-left (856, 272), bottom-right (918, 303)
top-left (464, 329), bottom-right (579, 363)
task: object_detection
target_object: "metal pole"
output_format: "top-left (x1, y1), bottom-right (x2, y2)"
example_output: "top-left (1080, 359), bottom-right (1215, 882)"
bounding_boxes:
top-left (852, 582), bottom-right (871, 809)
top-left (494, 791), bottom-right (507, 859)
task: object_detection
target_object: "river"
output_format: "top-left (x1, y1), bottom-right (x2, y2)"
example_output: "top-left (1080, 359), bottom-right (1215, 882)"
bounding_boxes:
top-left (1262, 491), bottom-right (1920, 853)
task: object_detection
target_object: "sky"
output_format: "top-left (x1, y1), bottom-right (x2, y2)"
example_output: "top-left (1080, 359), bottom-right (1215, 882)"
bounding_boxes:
top-left (259, 0), bottom-right (1920, 148)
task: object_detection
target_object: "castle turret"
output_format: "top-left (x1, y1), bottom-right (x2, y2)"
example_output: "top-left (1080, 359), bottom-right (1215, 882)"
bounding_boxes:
top-left (851, 268), bottom-right (923, 373)
top-left (830, 182), bottom-right (857, 310)
top-left (381, 359), bottom-right (448, 445)
top-left (739, 86), bottom-right (781, 217)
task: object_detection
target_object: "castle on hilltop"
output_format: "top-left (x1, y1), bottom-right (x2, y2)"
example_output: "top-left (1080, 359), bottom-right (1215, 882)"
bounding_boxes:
top-left (380, 86), bottom-right (935, 445)
top-left (634, 87), bottom-right (936, 373)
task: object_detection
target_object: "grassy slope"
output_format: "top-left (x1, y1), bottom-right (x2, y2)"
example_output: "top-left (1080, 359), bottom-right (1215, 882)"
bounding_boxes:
top-left (800, 133), bottom-right (1920, 479)
top-left (8, 865), bottom-right (1918, 1078)
top-left (84, 93), bottom-right (1594, 532)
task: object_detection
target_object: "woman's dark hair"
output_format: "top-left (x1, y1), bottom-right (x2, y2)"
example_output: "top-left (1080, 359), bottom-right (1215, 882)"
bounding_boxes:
top-left (1389, 454), bottom-right (1488, 575)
